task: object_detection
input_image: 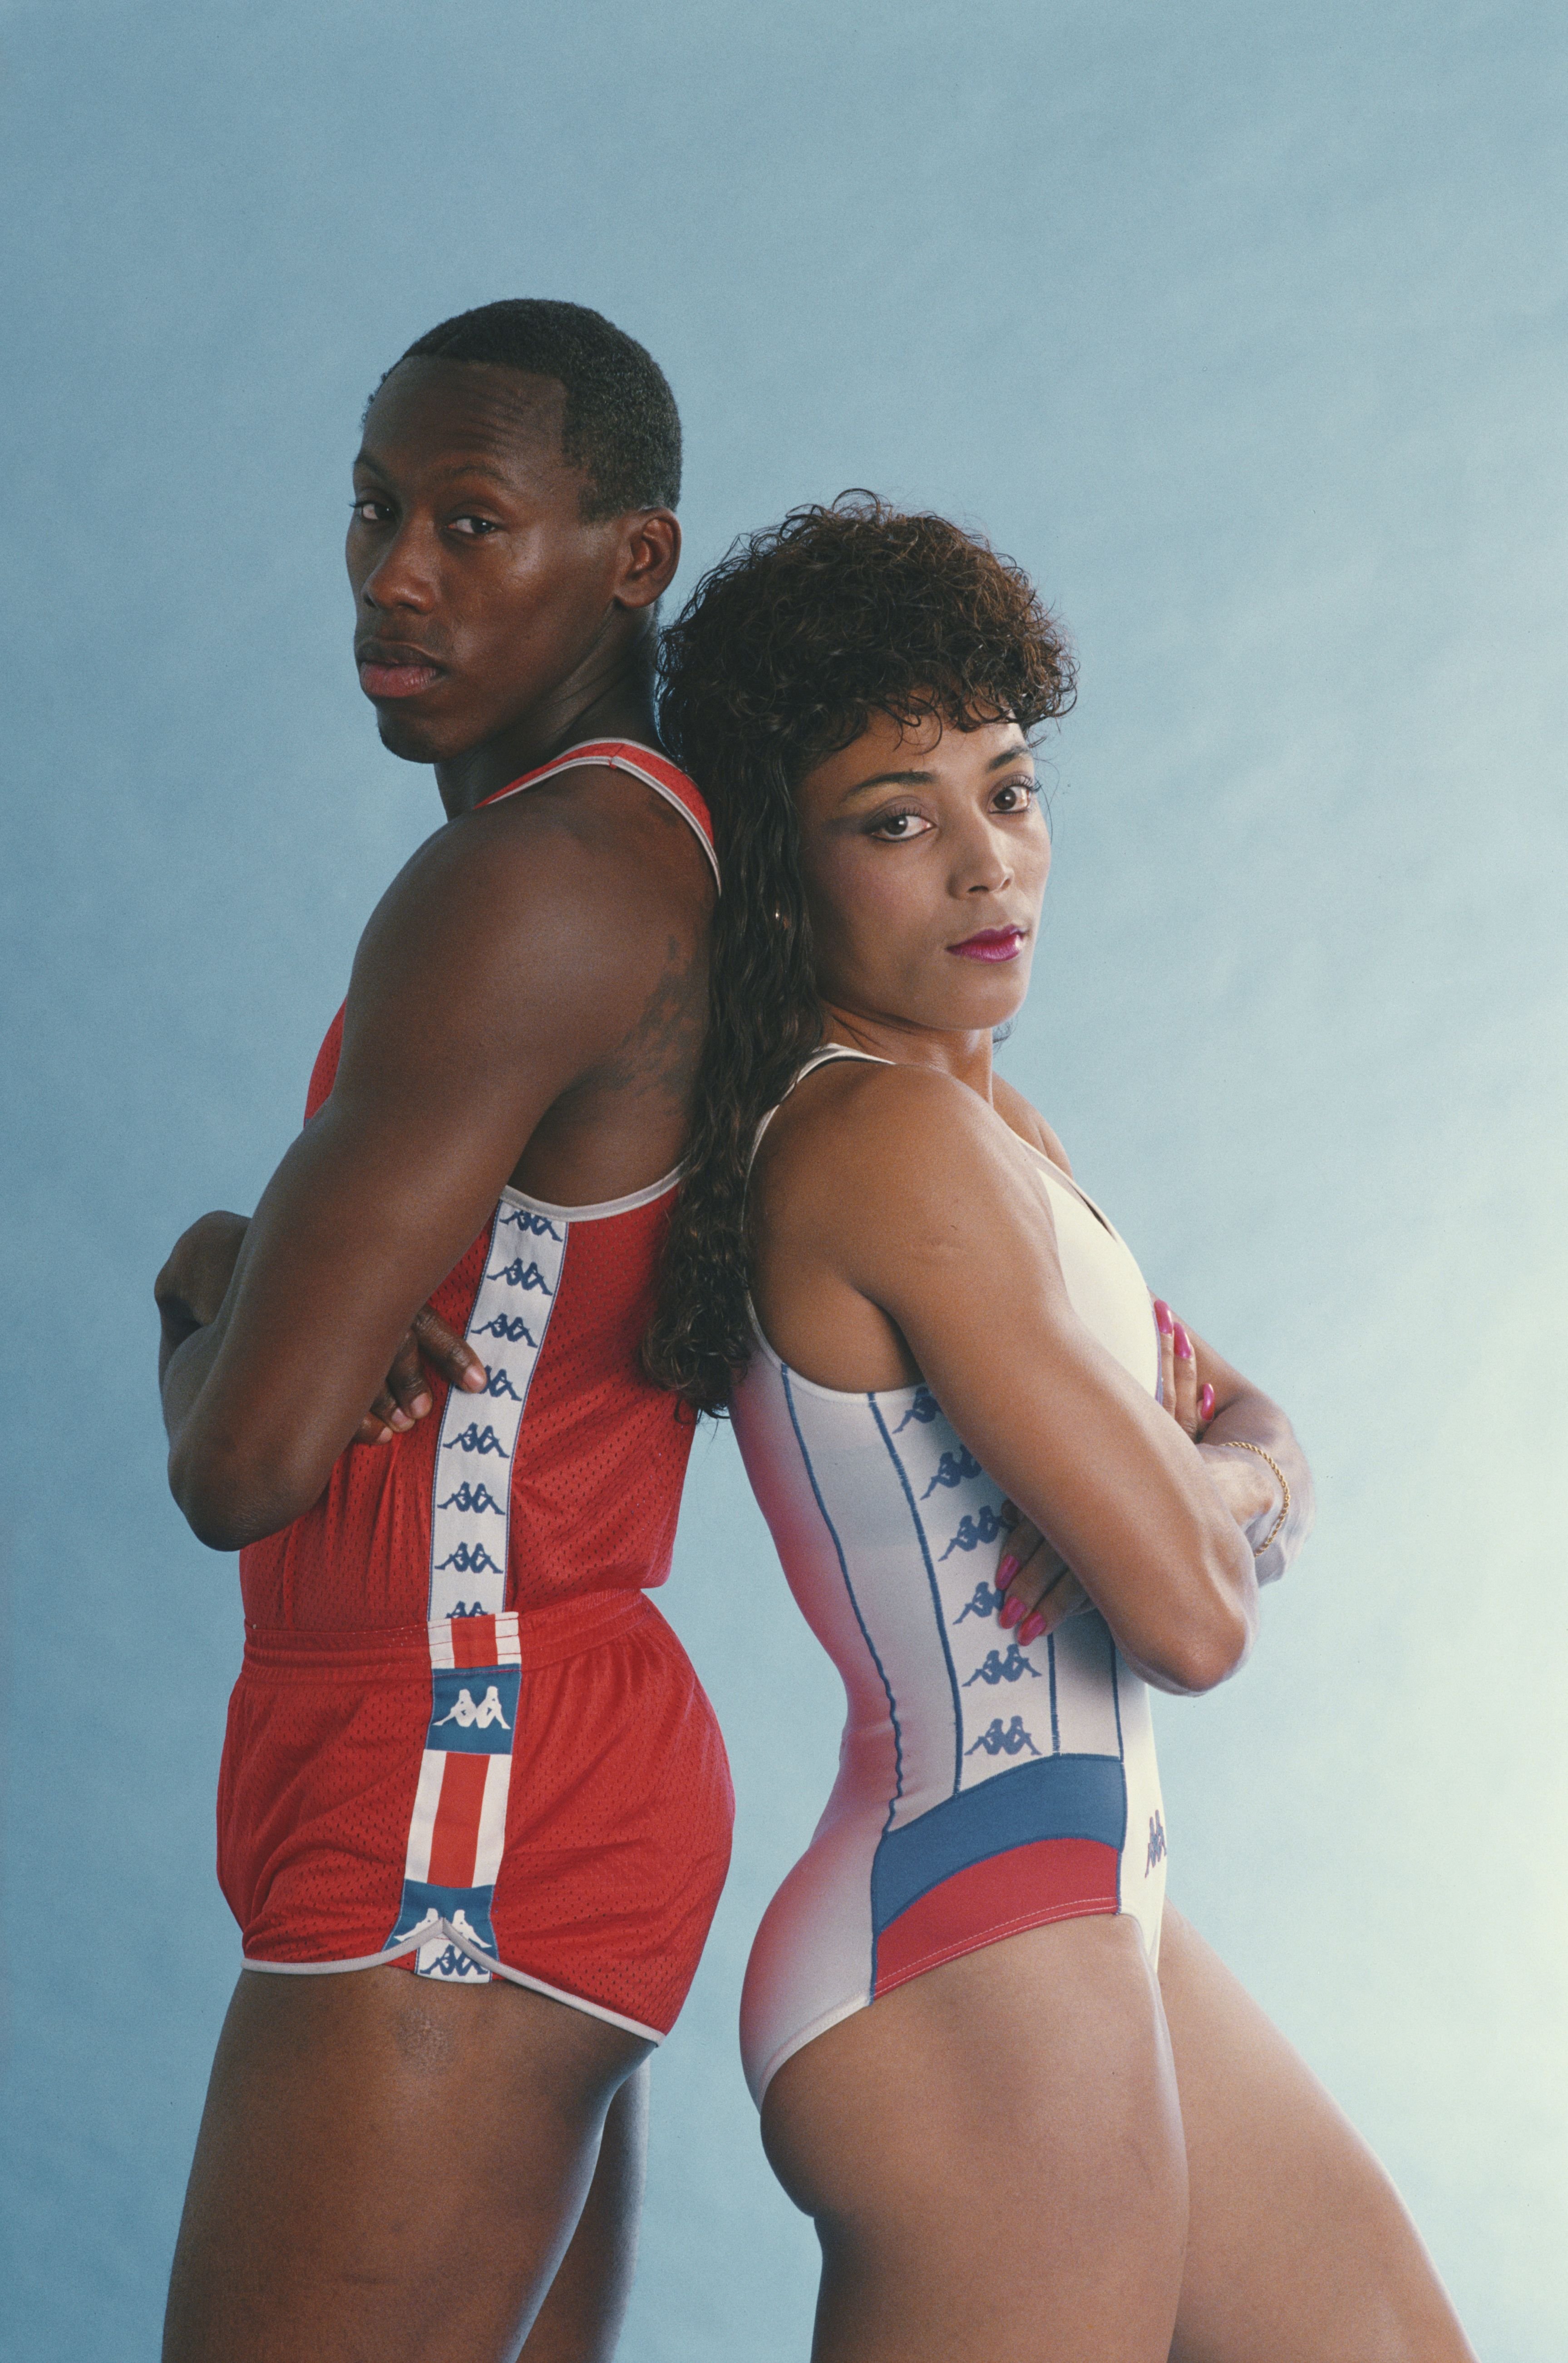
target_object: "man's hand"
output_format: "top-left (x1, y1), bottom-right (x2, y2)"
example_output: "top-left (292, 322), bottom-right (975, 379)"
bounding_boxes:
top-left (155, 1209), bottom-right (486, 1445)
top-left (354, 1303), bottom-right (488, 1445)
top-left (991, 1297), bottom-right (1219, 1643)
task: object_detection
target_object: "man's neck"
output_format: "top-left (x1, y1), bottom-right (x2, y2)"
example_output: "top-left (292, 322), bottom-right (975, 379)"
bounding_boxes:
top-left (435, 631), bottom-right (661, 819)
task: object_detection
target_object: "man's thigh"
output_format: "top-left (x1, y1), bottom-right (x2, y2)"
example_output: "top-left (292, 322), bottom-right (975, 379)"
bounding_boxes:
top-left (163, 1965), bottom-right (651, 2363)
top-left (1159, 1904), bottom-right (1475, 2363)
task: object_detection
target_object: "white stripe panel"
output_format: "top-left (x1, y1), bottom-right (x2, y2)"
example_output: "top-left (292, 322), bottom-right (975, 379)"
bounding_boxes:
top-left (473, 1752), bottom-right (513, 1890)
top-left (428, 1206), bottom-right (567, 1618)
top-left (1051, 1610), bottom-right (1124, 1756)
top-left (402, 1750), bottom-right (447, 1885)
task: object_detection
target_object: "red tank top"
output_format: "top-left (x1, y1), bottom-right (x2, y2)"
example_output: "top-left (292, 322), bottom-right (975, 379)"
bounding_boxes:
top-left (239, 742), bottom-right (717, 1632)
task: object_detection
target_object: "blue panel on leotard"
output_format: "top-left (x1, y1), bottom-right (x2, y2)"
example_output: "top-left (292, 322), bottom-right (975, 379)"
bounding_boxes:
top-left (870, 1752), bottom-right (1128, 1934)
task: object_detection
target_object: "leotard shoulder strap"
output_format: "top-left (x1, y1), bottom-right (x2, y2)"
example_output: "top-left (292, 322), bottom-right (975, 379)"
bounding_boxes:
top-left (750, 1044), bottom-right (891, 1166)
top-left (477, 739), bottom-right (720, 890)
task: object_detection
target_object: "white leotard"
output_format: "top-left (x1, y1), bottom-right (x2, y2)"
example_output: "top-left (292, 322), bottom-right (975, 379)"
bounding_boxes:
top-left (732, 1048), bottom-right (1169, 2106)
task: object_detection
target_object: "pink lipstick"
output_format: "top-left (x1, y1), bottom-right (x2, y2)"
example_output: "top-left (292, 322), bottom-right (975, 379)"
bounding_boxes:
top-left (947, 927), bottom-right (1027, 963)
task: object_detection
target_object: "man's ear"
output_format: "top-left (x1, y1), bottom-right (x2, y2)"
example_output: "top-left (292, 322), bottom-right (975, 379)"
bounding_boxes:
top-left (614, 509), bottom-right (681, 610)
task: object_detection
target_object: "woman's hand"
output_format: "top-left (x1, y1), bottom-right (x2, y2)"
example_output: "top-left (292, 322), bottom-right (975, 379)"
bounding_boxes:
top-left (1152, 1296), bottom-right (1215, 1440)
top-left (993, 1297), bottom-right (1219, 1638)
top-left (156, 1210), bottom-right (486, 1447)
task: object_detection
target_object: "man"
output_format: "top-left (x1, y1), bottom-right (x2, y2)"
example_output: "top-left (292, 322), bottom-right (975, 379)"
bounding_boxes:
top-left (155, 301), bottom-right (731, 2363)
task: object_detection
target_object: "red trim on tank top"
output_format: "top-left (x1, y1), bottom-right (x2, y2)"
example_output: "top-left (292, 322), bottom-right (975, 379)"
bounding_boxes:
top-left (476, 739), bottom-right (718, 887)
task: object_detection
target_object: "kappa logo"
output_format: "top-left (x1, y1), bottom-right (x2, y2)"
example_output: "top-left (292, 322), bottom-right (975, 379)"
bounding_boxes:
top-left (922, 1445), bottom-right (981, 1498)
top-left (434, 1541), bottom-right (503, 1577)
top-left (483, 1368), bottom-right (523, 1401)
top-left (965, 1715), bottom-right (1041, 1759)
top-left (497, 1209), bottom-right (563, 1241)
top-left (433, 1684), bottom-right (512, 1732)
top-left (436, 1481), bottom-right (505, 1517)
top-left (449, 1601), bottom-right (488, 1617)
top-left (963, 1644), bottom-right (1041, 1687)
top-left (424, 1944), bottom-right (485, 1978)
top-left (893, 1387), bottom-right (940, 1432)
top-left (939, 1504), bottom-right (1006, 1560)
top-left (485, 1257), bottom-right (553, 1294)
top-left (953, 1581), bottom-right (998, 1625)
top-left (1146, 1811), bottom-right (1167, 1874)
top-left (444, 1423), bottom-right (506, 1457)
top-left (473, 1312), bottom-right (538, 1347)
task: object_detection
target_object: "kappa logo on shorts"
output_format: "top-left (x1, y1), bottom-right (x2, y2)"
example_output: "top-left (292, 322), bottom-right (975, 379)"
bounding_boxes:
top-left (963, 1644), bottom-right (1041, 1687)
top-left (965, 1715), bottom-right (1041, 1759)
top-left (1146, 1811), bottom-right (1167, 1873)
top-left (427, 1665), bottom-right (522, 1753)
top-left (954, 1581), bottom-right (999, 1624)
top-left (432, 1684), bottom-right (513, 1733)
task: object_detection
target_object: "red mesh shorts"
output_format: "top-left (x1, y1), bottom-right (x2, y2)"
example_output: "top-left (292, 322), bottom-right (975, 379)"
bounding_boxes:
top-left (218, 1592), bottom-right (734, 2041)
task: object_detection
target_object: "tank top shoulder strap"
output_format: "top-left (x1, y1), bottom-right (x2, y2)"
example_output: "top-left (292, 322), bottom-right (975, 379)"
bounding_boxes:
top-left (477, 739), bottom-right (720, 890)
top-left (750, 1045), bottom-right (892, 1166)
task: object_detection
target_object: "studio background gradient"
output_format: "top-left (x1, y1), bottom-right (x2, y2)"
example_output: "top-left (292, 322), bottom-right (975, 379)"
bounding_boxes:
top-left (1, 5), bottom-right (1564, 2355)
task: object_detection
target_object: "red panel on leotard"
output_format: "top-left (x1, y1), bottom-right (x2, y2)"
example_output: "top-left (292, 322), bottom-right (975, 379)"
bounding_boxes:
top-left (872, 1836), bottom-right (1120, 1997)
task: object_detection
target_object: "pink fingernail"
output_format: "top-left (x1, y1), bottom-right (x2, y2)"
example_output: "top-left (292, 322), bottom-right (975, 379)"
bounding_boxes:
top-left (411, 1392), bottom-right (433, 1419)
top-left (1199, 1383), bottom-right (1214, 1421)
top-left (996, 1556), bottom-right (1019, 1592)
top-left (390, 1409), bottom-right (413, 1431)
top-left (999, 1594), bottom-right (1024, 1631)
top-left (1174, 1322), bottom-right (1193, 1362)
top-left (1153, 1300), bottom-right (1174, 1337)
top-left (1019, 1611), bottom-right (1045, 1644)
top-left (463, 1362), bottom-right (488, 1391)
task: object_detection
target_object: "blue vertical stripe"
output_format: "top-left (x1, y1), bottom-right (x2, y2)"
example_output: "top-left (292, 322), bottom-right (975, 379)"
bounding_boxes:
top-left (1046, 1632), bottom-right (1060, 1752)
top-left (782, 1368), bottom-right (904, 1829)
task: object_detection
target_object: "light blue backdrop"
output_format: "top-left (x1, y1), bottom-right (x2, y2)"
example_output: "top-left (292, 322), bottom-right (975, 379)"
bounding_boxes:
top-left (2, 4), bottom-right (1563, 2355)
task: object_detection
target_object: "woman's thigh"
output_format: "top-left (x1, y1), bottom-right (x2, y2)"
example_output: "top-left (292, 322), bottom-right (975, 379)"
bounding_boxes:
top-left (760, 1914), bottom-right (1188, 2363)
top-left (1159, 1904), bottom-right (1476, 2363)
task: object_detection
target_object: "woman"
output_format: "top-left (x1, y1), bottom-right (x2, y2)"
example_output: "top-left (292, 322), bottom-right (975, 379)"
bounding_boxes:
top-left (646, 498), bottom-right (1474, 2362)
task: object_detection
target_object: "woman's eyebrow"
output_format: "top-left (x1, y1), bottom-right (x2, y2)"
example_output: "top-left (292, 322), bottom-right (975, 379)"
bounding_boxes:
top-left (841, 768), bottom-right (937, 798)
top-left (842, 743), bottom-right (1032, 799)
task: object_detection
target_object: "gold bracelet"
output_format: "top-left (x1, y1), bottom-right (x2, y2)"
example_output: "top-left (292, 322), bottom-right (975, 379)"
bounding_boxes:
top-left (1214, 1440), bottom-right (1290, 1555)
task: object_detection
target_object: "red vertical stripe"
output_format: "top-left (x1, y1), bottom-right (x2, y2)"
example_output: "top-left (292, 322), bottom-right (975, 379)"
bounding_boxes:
top-left (451, 1617), bottom-right (498, 1669)
top-left (426, 1754), bottom-right (489, 1889)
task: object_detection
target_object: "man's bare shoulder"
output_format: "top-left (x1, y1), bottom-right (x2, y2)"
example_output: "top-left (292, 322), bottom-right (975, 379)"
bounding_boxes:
top-left (361, 766), bottom-right (706, 1004)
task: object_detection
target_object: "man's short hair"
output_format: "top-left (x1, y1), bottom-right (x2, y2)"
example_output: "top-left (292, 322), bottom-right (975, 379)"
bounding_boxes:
top-left (389, 299), bottom-right (680, 519)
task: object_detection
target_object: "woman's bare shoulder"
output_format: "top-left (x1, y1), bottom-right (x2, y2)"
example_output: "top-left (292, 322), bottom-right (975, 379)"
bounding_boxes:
top-left (757, 1056), bottom-right (1017, 1215)
top-left (991, 1073), bottom-right (1074, 1178)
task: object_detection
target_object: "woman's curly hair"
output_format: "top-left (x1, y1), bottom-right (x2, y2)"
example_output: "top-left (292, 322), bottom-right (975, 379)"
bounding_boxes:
top-left (646, 493), bottom-right (1075, 1414)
